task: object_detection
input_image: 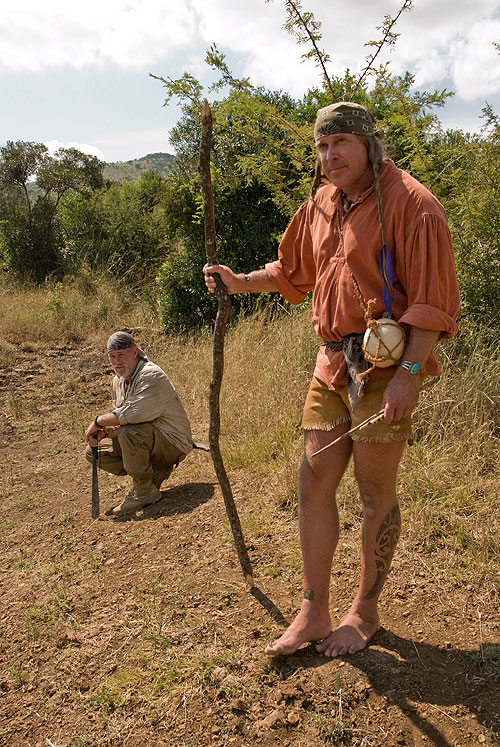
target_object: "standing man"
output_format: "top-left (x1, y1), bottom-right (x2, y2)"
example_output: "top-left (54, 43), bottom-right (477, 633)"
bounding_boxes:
top-left (203, 102), bottom-right (460, 657)
top-left (85, 331), bottom-right (193, 516)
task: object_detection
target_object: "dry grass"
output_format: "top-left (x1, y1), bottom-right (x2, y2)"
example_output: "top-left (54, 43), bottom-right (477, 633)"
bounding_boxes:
top-left (178, 309), bottom-right (499, 580)
top-left (148, 304), bottom-right (500, 579)
top-left (2, 280), bottom-right (499, 577)
top-left (0, 270), bottom-right (156, 345)
top-left (400, 323), bottom-right (500, 577)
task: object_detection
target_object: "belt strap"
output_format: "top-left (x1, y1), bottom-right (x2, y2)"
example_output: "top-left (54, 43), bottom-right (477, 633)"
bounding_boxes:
top-left (323, 340), bottom-right (343, 351)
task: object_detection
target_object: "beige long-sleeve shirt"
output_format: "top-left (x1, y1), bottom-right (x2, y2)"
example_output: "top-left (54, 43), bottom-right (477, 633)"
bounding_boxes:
top-left (112, 359), bottom-right (193, 455)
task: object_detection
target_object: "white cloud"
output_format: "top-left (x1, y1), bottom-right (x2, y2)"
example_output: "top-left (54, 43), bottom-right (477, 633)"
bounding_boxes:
top-left (390, 1), bottom-right (500, 97)
top-left (448, 21), bottom-right (500, 99)
top-left (0, 0), bottom-right (197, 73)
top-left (44, 139), bottom-right (105, 159)
top-left (1, 0), bottom-right (499, 105)
top-left (1, 0), bottom-right (500, 161)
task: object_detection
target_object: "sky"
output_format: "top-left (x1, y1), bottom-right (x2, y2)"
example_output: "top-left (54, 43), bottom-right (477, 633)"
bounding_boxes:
top-left (1, 0), bottom-right (499, 163)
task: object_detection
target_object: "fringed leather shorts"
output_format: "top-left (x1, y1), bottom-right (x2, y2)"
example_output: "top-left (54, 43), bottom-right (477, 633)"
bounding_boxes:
top-left (300, 376), bottom-right (414, 443)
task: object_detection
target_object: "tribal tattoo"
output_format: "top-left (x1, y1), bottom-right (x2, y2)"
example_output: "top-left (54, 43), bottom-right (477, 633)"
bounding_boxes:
top-left (364, 504), bottom-right (401, 600)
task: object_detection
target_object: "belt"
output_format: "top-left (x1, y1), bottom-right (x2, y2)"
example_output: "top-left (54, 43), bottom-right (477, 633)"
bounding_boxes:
top-left (322, 340), bottom-right (344, 351)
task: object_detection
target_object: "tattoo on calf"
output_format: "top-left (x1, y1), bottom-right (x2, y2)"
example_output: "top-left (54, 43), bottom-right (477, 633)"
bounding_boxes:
top-left (364, 504), bottom-right (401, 600)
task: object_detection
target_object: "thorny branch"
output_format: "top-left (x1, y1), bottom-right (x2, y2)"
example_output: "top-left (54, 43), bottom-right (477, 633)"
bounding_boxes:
top-left (354, 0), bottom-right (414, 93)
top-left (268, 0), bottom-right (335, 97)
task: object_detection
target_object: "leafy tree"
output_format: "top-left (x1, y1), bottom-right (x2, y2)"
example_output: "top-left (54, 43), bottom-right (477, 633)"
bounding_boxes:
top-left (437, 111), bottom-right (500, 323)
top-left (61, 170), bottom-right (170, 282)
top-left (152, 63), bottom-right (304, 328)
top-left (37, 148), bottom-right (103, 206)
top-left (0, 141), bottom-right (48, 214)
top-left (0, 141), bottom-right (104, 282)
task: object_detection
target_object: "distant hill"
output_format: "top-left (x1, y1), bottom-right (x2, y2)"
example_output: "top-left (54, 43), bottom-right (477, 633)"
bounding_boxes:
top-left (22, 152), bottom-right (175, 198)
top-left (103, 152), bottom-right (174, 182)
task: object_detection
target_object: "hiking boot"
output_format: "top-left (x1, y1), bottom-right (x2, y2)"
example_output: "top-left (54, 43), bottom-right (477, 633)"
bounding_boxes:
top-left (109, 486), bottom-right (162, 516)
top-left (109, 491), bottom-right (142, 516)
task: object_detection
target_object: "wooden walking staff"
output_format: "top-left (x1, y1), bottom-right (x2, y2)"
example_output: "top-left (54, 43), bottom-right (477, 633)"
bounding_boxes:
top-left (199, 99), bottom-right (254, 588)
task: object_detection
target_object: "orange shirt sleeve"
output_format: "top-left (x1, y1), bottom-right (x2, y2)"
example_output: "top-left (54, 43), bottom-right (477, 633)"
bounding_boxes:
top-left (265, 201), bottom-right (316, 304)
top-left (396, 212), bottom-right (460, 338)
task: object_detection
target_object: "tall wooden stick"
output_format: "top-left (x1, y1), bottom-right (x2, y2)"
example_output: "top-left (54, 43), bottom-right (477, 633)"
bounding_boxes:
top-left (199, 99), bottom-right (254, 588)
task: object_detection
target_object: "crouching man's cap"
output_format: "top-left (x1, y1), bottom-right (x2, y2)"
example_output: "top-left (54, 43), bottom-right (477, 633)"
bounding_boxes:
top-left (106, 331), bottom-right (148, 360)
top-left (314, 102), bottom-right (376, 141)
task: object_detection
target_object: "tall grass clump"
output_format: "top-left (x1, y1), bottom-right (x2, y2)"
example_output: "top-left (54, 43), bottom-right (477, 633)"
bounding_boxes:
top-left (400, 322), bottom-right (500, 576)
top-left (222, 303), bottom-right (318, 465)
top-left (0, 267), bottom-right (157, 344)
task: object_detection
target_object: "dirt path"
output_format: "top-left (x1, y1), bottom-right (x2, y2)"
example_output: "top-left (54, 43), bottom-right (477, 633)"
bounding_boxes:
top-left (0, 343), bottom-right (498, 746)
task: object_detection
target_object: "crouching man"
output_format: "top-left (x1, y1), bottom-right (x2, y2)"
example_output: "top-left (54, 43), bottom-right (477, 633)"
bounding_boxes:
top-left (85, 331), bottom-right (193, 516)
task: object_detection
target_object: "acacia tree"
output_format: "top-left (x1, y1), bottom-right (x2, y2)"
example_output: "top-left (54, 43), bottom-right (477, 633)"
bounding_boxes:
top-left (0, 141), bottom-right (103, 282)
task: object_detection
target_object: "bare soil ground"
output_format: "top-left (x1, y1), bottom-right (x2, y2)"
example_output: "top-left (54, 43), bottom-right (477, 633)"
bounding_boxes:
top-left (0, 341), bottom-right (499, 747)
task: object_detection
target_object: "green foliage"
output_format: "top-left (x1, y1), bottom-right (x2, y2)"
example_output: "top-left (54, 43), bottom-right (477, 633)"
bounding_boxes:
top-left (2, 3), bottom-right (499, 329)
top-left (62, 170), bottom-right (171, 282)
top-left (444, 123), bottom-right (500, 324)
top-left (153, 69), bottom-right (306, 328)
top-left (367, 71), bottom-right (452, 172)
top-left (37, 147), bottom-right (103, 202)
top-left (214, 87), bottom-right (314, 216)
top-left (156, 243), bottom-right (209, 331)
top-left (155, 176), bottom-right (288, 329)
top-left (11, 197), bottom-right (63, 281)
top-left (0, 140), bottom-right (48, 190)
top-left (0, 141), bottom-right (104, 282)
top-left (410, 107), bottom-right (500, 325)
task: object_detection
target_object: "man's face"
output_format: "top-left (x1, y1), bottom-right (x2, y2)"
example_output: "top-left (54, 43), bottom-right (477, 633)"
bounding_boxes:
top-left (316, 133), bottom-right (372, 198)
top-left (108, 346), bottom-right (139, 380)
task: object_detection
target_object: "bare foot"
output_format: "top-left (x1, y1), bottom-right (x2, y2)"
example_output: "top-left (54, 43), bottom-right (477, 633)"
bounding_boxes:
top-left (265, 604), bottom-right (332, 657)
top-left (315, 607), bottom-right (380, 657)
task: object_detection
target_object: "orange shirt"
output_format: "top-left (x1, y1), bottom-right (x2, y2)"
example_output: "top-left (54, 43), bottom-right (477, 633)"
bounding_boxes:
top-left (265, 161), bottom-right (460, 388)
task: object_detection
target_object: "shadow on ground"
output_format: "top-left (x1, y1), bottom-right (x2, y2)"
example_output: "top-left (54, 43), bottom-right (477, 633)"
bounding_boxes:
top-left (250, 585), bottom-right (290, 627)
top-left (113, 481), bottom-right (215, 522)
top-left (265, 626), bottom-right (500, 746)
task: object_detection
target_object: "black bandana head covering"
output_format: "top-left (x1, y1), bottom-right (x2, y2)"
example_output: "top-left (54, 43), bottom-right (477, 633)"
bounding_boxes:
top-left (314, 102), bottom-right (376, 141)
top-left (106, 331), bottom-right (148, 360)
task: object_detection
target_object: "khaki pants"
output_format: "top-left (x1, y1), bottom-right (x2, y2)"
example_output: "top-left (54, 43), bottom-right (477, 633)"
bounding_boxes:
top-left (85, 423), bottom-right (186, 500)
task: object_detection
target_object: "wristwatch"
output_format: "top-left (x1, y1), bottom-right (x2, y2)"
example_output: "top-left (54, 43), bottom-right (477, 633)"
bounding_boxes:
top-left (400, 360), bottom-right (421, 375)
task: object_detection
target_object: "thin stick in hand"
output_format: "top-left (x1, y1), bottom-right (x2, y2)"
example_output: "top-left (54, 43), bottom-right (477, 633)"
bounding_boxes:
top-left (311, 377), bottom-right (439, 458)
